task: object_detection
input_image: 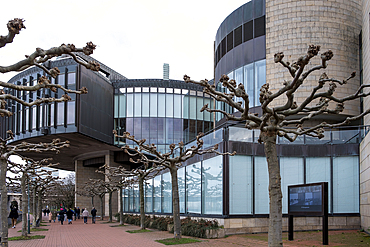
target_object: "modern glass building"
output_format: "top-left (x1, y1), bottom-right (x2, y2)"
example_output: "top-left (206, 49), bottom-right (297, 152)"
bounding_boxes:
top-left (113, 79), bottom-right (215, 153)
top-left (1, 0), bottom-right (367, 234)
top-left (122, 126), bottom-right (362, 217)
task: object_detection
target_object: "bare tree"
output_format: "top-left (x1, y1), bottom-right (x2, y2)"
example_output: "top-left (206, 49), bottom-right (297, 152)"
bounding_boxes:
top-left (99, 162), bottom-right (164, 228)
top-left (0, 18), bottom-right (98, 246)
top-left (114, 131), bottom-right (235, 239)
top-left (7, 157), bottom-right (56, 237)
top-left (184, 45), bottom-right (370, 246)
top-left (29, 172), bottom-right (59, 228)
top-left (96, 164), bottom-right (135, 225)
top-left (79, 180), bottom-right (108, 221)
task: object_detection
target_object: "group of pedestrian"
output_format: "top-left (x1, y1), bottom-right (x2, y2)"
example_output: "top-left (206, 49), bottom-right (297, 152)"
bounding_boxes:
top-left (57, 206), bottom-right (97, 225)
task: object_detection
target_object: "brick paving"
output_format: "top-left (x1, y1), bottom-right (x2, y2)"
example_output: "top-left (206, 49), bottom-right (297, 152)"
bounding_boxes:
top-left (6, 215), bottom-right (337, 247)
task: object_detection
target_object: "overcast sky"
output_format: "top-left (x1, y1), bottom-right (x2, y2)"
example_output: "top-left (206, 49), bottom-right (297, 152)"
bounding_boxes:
top-left (0, 0), bottom-right (249, 83)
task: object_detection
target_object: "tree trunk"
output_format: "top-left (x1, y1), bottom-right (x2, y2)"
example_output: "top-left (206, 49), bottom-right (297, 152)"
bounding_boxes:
top-left (170, 166), bottom-right (181, 239)
top-left (99, 196), bottom-right (104, 221)
top-left (32, 188), bottom-right (36, 228)
top-left (119, 187), bottom-right (124, 225)
top-left (138, 177), bottom-right (146, 229)
top-left (108, 191), bottom-right (112, 222)
top-left (37, 190), bottom-right (42, 226)
top-left (21, 175), bottom-right (27, 237)
top-left (0, 158), bottom-right (8, 247)
top-left (261, 131), bottom-right (283, 247)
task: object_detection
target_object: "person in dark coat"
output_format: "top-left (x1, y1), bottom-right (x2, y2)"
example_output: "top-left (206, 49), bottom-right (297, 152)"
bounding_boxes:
top-left (8, 200), bottom-right (18, 228)
top-left (58, 208), bottom-right (65, 225)
top-left (91, 207), bottom-right (97, 224)
top-left (66, 208), bottom-right (74, 224)
top-left (76, 207), bottom-right (81, 219)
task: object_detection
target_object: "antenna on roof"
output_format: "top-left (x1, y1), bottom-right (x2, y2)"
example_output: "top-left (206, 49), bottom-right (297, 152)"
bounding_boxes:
top-left (163, 63), bottom-right (169, 80)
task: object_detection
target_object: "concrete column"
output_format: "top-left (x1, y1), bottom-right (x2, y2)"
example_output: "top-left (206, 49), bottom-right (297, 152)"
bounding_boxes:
top-left (75, 160), bottom-right (104, 213)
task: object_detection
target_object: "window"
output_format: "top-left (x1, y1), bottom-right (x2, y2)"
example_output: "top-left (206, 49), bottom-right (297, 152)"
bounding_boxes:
top-left (162, 172), bottom-right (172, 213)
top-left (280, 157), bottom-right (304, 214)
top-left (186, 162), bottom-right (201, 214)
top-left (255, 156), bottom-right (269, 214)
top-left (306, 157), bottom-right (331, 213)
top-left (178, 167), bottom-right (186, 214)
top-left (145, 179), bottom-right (153, 213)
top-left (230, 155), bottom-right (252, 214)
top-left (243, 21), bottom-right (253, 42)
top-left (234, 26), bottom-right (242, 47)
top-left (202, 156), bottom-right (223, 214)
top-left (227, 32), bottom-right (233, 52)
top-left (333, 156), bottom-right (359, 213)
top-left (153, 176), bottom-right (161, 213)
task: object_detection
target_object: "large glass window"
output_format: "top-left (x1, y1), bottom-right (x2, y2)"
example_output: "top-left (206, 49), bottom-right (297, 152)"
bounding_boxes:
top-left (134, 185), bottom-right (139, 213)
top-left (67, 101), bottom-right (75, 124)
top-left (182, 95), bottom-right (189, 119)
top-left (306, 157), bottom-right (331, 213)
top-left (333, 156), bottom-right (359, 213)
top-left (145, 179), bottom-right (153, 213)
top-left (57, 102), bottom-right (64, 125)
top-left (158, 94), bottom-right (165, 117)
top-left (230, 155), bottom-right (252, 214)
top-left (189, 96), bottom-right (197, 120)
top-left (142, 93), bottom-right (149, 117)
top-left (202, 156), bottom-right (223, 214)
top-left (174, 94), bottom-right (182, 118)
top-left (186, 162), bottom-right (201, 214)
top-left (255, 156), bottom-right (269, 214)
top-left (166, 94), bottom-right (174, 117)
top-left (150, 93), bottom-right (157, 117)
top-left (134, 93), bottom-right (141, 117)
top-left (162, 172), bottom-right (172, 213)
top-left (244, 63), bottom-right (254, 108)
top-left (280, 157), bottom-right (304, 214)
top-left (126, 94), bottom-right (133, 117)
top-left (255, 60), bottom-right (266, 106)
top-left (178, 167), bottom-right (185, 214)
top-left (153, 175), bottom-right (161, 213)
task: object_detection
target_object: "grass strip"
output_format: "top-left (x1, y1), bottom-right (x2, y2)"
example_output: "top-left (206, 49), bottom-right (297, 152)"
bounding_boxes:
top-left (126, 229), bottom-right (152, 233)
top-left (155, 238), bottom-right (202, 245)
top-left (110, 224), bottom-right (127, 227)
top-left (9, 235), bottom-right (45, 241)
top-left (17, 228), bottom-right (48, 232)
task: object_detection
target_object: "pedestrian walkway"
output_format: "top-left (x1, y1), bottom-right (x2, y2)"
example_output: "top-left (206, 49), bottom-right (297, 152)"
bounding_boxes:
top-left (6, 215), bottom-right (346, 247)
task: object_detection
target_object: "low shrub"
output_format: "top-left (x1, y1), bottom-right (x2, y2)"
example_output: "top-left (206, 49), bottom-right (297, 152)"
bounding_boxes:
top-left (181, 217), bottom-right (219, 238)
top-left (120, 214), bottom-right (220, 238)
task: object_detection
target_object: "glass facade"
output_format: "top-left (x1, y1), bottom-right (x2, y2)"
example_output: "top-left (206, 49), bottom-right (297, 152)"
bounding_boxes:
top-left (123, 126), bottom-right (361, 216)
top-left (226, 59), bottom-right (266, 110)
top-left (114, 83), bottom-right (215, 151)
top-left (4, 64), bottom-right (78, 141)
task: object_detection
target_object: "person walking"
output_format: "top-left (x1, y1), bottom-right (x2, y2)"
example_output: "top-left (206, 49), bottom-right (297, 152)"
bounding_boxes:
top-left (48, 211), bottom-right (52, 223)
top-left (91, 207), bottom-right (97, 224)
top-left (82, 208), bottom-right (89, 224)
top-left (59, 208), bottom-right (65, 225)
top-left (8, 200), bottom-right (18, 228)
top-left (51, 210), bottom-right (57, 223)
top-left (66, 208), bottom-right (74, 224)
top-left (76, 207), bottom-right (80, 219)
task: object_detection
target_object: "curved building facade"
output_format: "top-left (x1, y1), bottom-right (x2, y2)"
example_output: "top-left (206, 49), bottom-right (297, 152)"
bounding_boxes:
top-left (120, 0), bottom-right (365, 234)
top-left (113, 79), bottom-right (215, 152)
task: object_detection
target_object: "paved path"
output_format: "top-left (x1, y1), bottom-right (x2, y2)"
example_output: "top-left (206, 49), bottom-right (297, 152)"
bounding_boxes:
top-left (6, 215), bottom-right (342, 247)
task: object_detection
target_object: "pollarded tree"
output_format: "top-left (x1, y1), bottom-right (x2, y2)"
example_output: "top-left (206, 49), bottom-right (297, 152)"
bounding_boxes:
top-left (0, 18), bottom-right (99, 247)
top-left (7, 157), bottom-right (57, 237)
top-left (96, 164), bottom-right (136, 226)
top-left (114, 131), bottom-right (235, 239)
top-left (184, 45), bottom-right (370, 247)
top-left (101, 161), bottom-right (164, 229)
